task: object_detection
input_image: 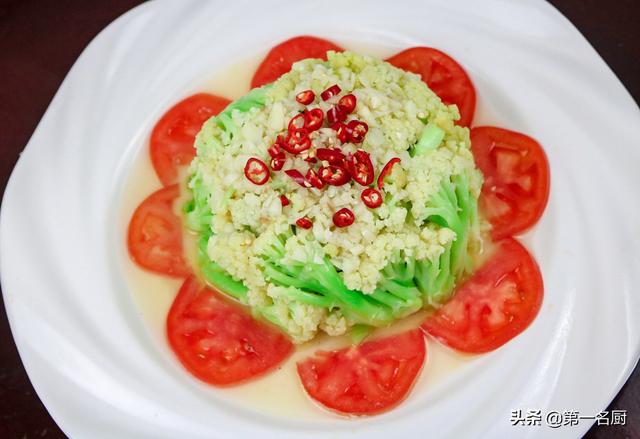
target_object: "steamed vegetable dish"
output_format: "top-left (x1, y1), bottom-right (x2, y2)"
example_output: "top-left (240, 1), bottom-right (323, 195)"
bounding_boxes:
top-left (128, 36), bottom-right (549, 416)
top-left (186, 50), bottom-right (482, 342)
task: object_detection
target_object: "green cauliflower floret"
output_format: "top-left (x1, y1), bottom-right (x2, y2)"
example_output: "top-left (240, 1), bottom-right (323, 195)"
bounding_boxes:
top-left (384, 171), bottom-right (481, 307)
top-left (185, 170), bottom-right (480, 340)
top-left (183, 51), bottom-right (483, 343)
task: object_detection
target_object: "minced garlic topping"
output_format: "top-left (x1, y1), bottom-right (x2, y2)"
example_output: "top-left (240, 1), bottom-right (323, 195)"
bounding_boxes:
top-left (190, 51), bottom-right (481, 341)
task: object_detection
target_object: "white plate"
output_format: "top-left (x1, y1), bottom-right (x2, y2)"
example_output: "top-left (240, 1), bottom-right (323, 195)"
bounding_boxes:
top-left (2, 0), bottom-right (640, 437)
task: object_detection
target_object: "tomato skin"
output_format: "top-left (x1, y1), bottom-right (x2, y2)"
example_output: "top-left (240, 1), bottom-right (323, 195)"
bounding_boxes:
top-left (471, 126), bottom-right (550, 240)
top-left (422, 238), bottom-right (543, 353)
top-left (127, 185), bottom-right (191, 278)
top-left (150, 93), bottom-right (230, 186)
top-left (386, 47), bottom-right (476, 127)
top-left (297, 329), bottom-right (425, 416)
top-left (251, 36), bottom-right (344, 88)
top-left (167, 276), bottom-right (293, 386)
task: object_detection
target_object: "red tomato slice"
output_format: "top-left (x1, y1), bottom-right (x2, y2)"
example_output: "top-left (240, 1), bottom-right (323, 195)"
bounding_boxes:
top-left (127, 185), bottom-right (191, 278)
top-left (251, 36), bottom-right (344, 88)
top-left (422, 238), bottom-right (543, 353)
top-left (471, 126), bottom-right (550, 240)
top-left (297, 329), bottom-right (425, 415)
top-left (386, 47), bottom-right (476, 127)
top-left (167, 276), bottom-right (293, 386)
top-left (150, 93), bottom-right (231, 186)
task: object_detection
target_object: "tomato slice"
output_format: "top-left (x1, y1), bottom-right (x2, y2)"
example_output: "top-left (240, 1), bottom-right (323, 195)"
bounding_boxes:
top-left (150, 93), bottom-right (231, 186)
top-left (251, 36), bottom-right (344, 88)
top-left (297, 329), bottom-right (425, 415)
top-left (422, 238), bottom-right (543, 353)
top-left (127, 185), bottom-right (191, 277)
top-left (167, 276), bottom-right (293, 386)
top-left (386, 47), bottom-right (476, 127)
top-left (471, 126), bottom-right (550, 239)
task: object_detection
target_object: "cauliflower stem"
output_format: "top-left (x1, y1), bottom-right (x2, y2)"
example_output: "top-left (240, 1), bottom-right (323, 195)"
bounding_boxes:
top-left (184, 170), bottom-right (479, 337)
top-left (180, 52), bottom-right (483, 342)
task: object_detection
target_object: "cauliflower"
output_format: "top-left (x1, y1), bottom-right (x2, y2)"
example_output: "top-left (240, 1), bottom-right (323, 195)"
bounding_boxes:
top-left (186, 51), bottom-right (482, 343)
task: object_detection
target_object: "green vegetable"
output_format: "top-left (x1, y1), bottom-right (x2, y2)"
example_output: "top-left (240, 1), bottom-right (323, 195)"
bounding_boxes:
top-left (213, 85), bottom-right (272, 142)
top-left (220, 84), bottom-right (272, 116)
top-left (350, 324), bottom-right (372, 345)
top-left (183, 74), bottom-right (480, 340)
top-left (254, 229), bottom-right (396, 327)
top-left (196, 231), bottom-right (248, 301)
top-left (183, 87), bottom-right (273, 301)
top-left (413, 124), bottom-right (445, 156)
top-left (183, 174), bottom-right (211, 233)
top-left (184, 170), bottom-right (479, 336)
top-left (415, 172), bottom-right (479, 304)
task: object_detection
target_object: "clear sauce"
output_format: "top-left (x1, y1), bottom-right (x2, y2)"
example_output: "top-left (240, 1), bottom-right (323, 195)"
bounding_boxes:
top-left (121, 43), bottom-right (477, 420)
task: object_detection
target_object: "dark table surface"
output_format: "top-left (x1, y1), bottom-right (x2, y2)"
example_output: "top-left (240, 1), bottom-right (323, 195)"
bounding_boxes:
top-left (0, 0), bottom-right (638, 437)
